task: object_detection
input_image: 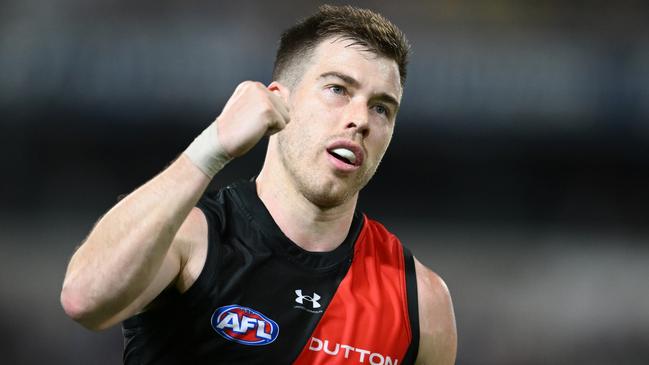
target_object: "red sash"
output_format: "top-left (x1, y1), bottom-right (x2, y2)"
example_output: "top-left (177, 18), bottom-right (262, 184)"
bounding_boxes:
top-left (293, 216), bottom-right (412, 365)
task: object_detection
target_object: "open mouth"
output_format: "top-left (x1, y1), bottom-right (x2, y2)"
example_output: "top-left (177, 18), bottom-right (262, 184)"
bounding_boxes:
top-left (325, 140), bottom-right (364, 171)
top-left (328, 148), bottom-right (357, 166)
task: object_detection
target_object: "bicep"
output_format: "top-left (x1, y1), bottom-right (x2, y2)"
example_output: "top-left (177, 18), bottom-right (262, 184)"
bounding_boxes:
top-left (414, 258), bottom-right (457, 365)
top-left (101, 208), bottom-right (208, 328)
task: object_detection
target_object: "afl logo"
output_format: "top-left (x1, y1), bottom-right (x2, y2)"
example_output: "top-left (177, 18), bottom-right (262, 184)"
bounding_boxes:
top-left (211, 305), bottom-right (279, 346)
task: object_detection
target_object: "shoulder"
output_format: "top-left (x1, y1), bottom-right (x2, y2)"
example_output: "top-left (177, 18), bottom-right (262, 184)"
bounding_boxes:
top-left (362, 216), bottom-right (400, 246)
top-left (414, 257), bottom-right (457, 365)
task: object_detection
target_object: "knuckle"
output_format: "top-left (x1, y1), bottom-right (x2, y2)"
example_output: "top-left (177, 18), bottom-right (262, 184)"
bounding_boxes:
top-left (261, 107), bottom-right (275, 121)
top-left (237, 80), bottom-right (252, 89)
top-left (261, 99), bottom-right (274, 112)
top-left (238, 80), bottom-right (261, 93)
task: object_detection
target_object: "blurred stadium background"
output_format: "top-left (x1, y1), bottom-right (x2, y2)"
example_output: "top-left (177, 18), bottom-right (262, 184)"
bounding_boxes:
top-left (1, 0), bottom-right (648, 364)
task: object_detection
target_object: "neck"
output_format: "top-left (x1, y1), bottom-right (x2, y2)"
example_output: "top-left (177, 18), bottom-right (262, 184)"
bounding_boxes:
top-left (255, 153), bottom-right (358, 253)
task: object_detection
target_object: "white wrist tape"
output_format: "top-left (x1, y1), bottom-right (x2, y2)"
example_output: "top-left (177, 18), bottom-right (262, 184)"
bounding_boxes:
top-left (183, 122), bottom-right (232, 178)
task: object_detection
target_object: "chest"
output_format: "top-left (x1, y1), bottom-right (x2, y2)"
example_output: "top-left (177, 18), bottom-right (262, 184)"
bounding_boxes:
top-left (187, 230), bottom-right (412, 364)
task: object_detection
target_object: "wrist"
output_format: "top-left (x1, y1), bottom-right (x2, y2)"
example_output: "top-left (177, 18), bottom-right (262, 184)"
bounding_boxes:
top-left (183, 122), bottom-right (232, 179)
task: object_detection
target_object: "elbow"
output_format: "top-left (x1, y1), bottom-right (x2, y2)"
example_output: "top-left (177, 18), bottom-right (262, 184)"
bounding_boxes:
top-left (60, 286), bottom-right (111, 331)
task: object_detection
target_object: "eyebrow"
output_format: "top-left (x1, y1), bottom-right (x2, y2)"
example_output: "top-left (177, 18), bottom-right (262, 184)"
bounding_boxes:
top-left (318, 71), bottom-right (401, 111)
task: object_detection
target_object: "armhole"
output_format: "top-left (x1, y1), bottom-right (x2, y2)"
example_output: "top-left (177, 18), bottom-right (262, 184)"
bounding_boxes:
top-left (180, 202), bottom-right (220, 306)
top-left (401, 246), bottom-right (420, 365)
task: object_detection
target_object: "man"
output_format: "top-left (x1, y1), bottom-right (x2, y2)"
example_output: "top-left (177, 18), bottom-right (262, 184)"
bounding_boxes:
top-left (61, 5), bottom-right (457, 364)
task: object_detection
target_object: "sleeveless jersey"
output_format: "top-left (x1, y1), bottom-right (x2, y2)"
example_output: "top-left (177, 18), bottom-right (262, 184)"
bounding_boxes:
top-left (122, 180), bottom-right (419, 364)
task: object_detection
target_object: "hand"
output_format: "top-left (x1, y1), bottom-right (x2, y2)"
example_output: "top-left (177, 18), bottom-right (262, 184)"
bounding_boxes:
top-left (215, 81), bottom-right (290, 158)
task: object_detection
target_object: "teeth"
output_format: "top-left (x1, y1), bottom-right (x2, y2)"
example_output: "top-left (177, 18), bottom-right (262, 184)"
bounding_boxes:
top-left (331, 148), bottom-right (356, 164)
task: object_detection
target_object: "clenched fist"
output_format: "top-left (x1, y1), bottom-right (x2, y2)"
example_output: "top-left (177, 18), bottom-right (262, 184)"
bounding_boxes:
top-left (216, 81), bottom-right (290, 158)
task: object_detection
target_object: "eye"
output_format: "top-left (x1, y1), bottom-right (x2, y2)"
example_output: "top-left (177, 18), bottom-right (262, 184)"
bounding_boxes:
top-left (328, 85), bottom-right (347, 95)
top-left (373, 104), bottom-right (390, 117)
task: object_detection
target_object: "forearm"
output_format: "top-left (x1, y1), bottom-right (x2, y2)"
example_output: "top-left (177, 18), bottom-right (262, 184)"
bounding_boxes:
top-left (61, 154), bottom-right (210, 328)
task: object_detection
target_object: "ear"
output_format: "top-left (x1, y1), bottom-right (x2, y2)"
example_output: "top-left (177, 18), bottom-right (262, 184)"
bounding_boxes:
top-left (267, 81), bottom-right (291, 104)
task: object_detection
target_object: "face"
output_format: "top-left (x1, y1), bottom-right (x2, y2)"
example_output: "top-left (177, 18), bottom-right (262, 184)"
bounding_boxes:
top-left (275, 37), bottom-right (403, 208)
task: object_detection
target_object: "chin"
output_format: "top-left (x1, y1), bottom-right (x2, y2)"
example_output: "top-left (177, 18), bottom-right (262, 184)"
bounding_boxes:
top-left (301, 175), bottom-right (367, 210)
top-left (307, 190), bottom-right (350, 209)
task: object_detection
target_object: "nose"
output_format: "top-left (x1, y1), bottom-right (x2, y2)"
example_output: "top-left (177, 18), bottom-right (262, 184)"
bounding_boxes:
top-left (344, 101), bottom-right (370, 138)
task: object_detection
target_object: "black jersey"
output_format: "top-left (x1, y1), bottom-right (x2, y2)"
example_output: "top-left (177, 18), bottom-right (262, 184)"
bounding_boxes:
top-left (122, 180), bottom-right (419, 364)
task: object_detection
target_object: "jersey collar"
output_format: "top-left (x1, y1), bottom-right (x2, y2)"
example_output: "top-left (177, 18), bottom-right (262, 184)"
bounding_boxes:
top-left (230, 179), bottom-right (363, 271)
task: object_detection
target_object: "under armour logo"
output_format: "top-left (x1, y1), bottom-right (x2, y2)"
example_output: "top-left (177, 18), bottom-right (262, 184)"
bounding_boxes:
top-left (295, 289), bottom-right (321, 309)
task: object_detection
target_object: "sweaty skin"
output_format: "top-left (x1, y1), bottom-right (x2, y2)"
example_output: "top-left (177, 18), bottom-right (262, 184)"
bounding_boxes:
top-left (61, 37), bottom-right (456, 364)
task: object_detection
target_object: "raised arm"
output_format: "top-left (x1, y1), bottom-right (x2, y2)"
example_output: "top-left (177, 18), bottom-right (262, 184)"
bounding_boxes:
top-left (60, 81), bottom-right (290, 330)
top-left (415, 258), bottom-right (458, 365)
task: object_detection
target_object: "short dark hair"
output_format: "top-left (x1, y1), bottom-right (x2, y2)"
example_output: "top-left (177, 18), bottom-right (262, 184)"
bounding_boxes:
top-left (272, 4), bottom-right (410, 87)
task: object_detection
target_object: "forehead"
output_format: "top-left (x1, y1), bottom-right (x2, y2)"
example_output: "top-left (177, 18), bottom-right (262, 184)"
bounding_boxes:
top-left (302, 37), bottom-right (402, 98)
